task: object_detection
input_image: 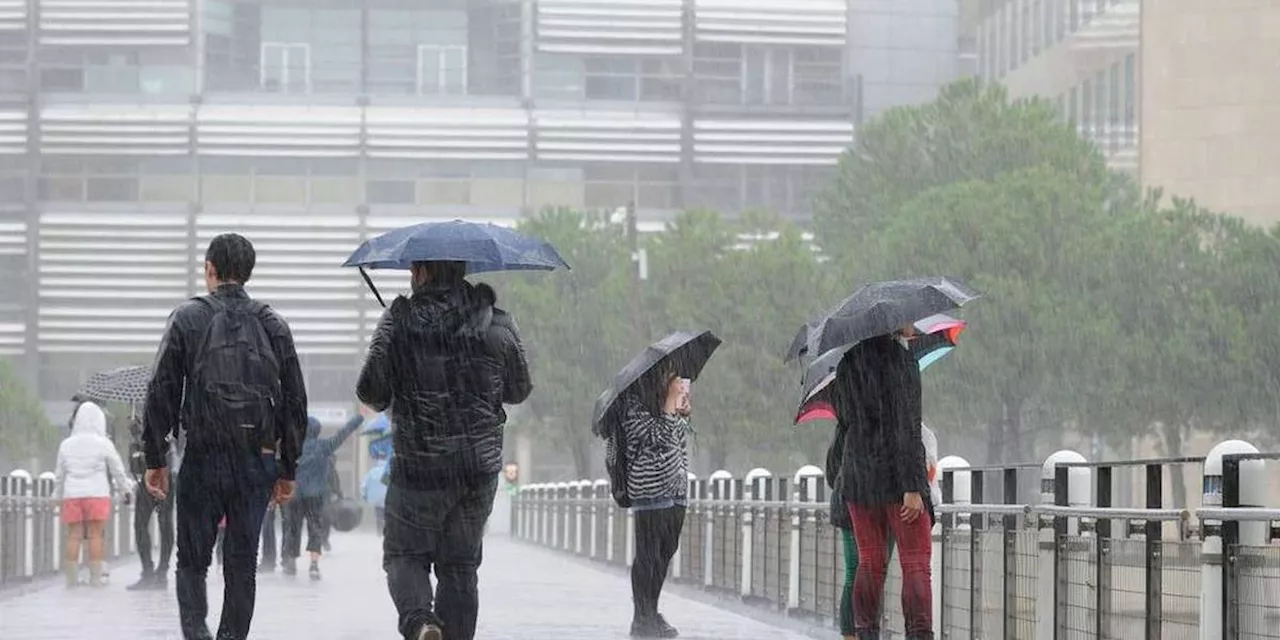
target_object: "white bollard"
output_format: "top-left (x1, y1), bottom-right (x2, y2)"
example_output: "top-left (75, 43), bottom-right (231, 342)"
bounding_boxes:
top-left (741, 468), bottom-right (771, 599)
top-left (935, 456), bottom-right (970, 637)
top-left (1200, 440), bottom-right (1266, 639)
top-left (706, 470), bottom-right (731, 588)
top-left (10, 470), bottom-right (34, 579)
top-left (1037, 450), bottom-right (1090, 639)
top-left (591, 479), bottom-right (607, 559)
top-left (789, 465), bottom-right (822, 612)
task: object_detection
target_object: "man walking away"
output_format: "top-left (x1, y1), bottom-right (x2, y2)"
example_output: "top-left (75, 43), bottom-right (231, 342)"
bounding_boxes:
top-left (828, 327), bottom-right (934, 640)
top-left (142, 233), bottom-right (307, 640)
top-left (127, 411), bottom-right (177, 591)
top-left (358, 263), bottom-right (531, 640)
top-left (282, 414), bottom-right (361, 580)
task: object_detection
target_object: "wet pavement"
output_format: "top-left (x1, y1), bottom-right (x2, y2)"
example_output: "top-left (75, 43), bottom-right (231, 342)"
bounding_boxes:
top-left (0, 532), bottom-right (818, 639)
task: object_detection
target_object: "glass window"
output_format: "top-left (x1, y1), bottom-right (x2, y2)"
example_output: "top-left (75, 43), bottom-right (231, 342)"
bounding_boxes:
top-left (585, 57), bottom-right (639, 101)
top-left (1123, 53), bottom-right (1136, 144)
top-left (418, 45), bottom-right (467, 95)
top-left (1032, 0), bottom-right (1042, 54)
top-left (259, 7), bottom-right (361, 94)
top-left (417, 179), bottom-right (470, 205)
top-left (1067, 85), bottom-right (1078, 124)
top-left (367, 180), bottom-right (414, 204)
top-left (261, 43), bottom-right (310, 93)
top-left (86, 177), bottom-right (138, 202)
top-left (693, 43), bottom-right (741, 104)
top-left (533, 54), bottom-right (584, 101)
top-left (1021, 0), bottom-right (1032, 63)
top-left (38, 177), bottom-right (83, 201)
top-left (1094, 69), bottom-right (1106, 137)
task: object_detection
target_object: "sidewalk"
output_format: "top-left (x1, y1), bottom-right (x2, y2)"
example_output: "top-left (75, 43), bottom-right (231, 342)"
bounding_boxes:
top-left (0, 532), bottom-right (819, 639)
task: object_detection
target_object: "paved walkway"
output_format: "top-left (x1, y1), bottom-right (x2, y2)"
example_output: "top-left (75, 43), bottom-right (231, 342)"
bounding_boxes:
top-left (0, 533), bottom-right (817, 640)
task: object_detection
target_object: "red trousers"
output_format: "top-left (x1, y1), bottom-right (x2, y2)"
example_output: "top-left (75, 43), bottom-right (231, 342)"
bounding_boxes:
top-left (847, 502), bottom-right (934, 637)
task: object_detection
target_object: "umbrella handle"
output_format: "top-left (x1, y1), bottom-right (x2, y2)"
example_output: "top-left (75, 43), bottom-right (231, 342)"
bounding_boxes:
top-left (359, 267), bottom-right (386, 308)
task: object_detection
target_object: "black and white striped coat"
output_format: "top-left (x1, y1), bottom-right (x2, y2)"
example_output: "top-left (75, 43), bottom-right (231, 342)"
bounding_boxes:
top-left (608, 394), bottom-right (689, 507)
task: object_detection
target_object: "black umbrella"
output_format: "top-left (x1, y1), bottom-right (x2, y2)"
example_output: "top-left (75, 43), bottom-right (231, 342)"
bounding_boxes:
top-left (591, 330), bottom-right (722, 437)
top-left (73, 365), bottom-right (152, 406)
top-left (784, 276), bottom-right (979, 362)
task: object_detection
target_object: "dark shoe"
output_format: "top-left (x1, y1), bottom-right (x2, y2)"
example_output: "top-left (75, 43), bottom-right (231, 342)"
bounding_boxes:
top-left (414, 624), bottom-right (443, 640)
top-left (857, 632), bottom-right (882, 640)
top-left (126, 572), bottom-right (154, 591)
top-left (282, 558), bottom-right (297, 576)
top-left (257, 560), bottom-right (275, 574)
top-left (308, 560), bottom-right (321, 581)
top-left (631, 614), bottom-right (679, 638)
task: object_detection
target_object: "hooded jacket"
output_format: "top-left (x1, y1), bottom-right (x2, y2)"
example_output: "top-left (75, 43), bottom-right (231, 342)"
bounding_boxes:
top-left (357, 280), bottom-right (532, 489)
top-left (295, 415), bottom-right (362, 498)
top-left (55, 402), bottom-right (135, 500)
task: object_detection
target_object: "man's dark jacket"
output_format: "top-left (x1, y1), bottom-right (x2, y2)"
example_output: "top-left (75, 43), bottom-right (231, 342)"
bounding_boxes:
top-left (142, 284), bottom-right (309, 480)
top-left (356, 280), bottom-right (532, 490)
top-left (827, 335), bottom-right (929, 508)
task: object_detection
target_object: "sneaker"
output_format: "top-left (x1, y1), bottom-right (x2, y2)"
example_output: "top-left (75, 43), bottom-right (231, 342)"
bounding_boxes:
top-left (257, 560), bottom-right (276, 574)
top-left (308, 561), bottom-right (321, 581)
top-left (282, 558), bottom-right (297, 576)
top-left (631, 614), bottom-right (679, 638)
top-left (415, 624), bottom-right (443, 640)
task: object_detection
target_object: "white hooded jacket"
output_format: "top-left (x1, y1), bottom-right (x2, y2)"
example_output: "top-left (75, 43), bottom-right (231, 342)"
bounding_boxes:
top-left (55, 402), bottom-right (134, 500)
top-left (922, 423), bottom-right (942, 508)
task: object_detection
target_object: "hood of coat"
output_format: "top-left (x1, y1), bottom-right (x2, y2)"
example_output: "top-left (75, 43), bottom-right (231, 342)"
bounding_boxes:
top-left (70, 402), bottom-right (108, 438)
top-left (306, 415), bottom-right (323, 441)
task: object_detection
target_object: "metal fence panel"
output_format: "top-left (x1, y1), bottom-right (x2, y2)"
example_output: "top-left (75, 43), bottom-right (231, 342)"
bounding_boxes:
top-left (942, 529), bottom-right (972, 637)
top-left (1010, 529), bottom-right (1040, 640)
top-left (1231, 544), bottom-right (1280, 640)
top-left (1103, 537), bottom-right (1147, 639)
top-left (1060, 535), bottom-right (1097, 639)
top-left (1161, 540), bottom-right (1201, 640)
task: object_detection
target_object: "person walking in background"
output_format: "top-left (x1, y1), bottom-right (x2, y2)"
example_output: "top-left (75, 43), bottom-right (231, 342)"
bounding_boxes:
top-left (361, 456), bottom-right (390, 535)
top-left (258, 504), bottom-right (280, 573)
top-left (828, 325), bottom-right (934, 640)
top-left (614, 367), bottom-right (691, 639)
top-left (143, 232), bottom-right (307, 640)
top-left (282, 414), bottom-right (361, 580)
top-left (127, 411), bottom-right (178, 591)
top-left (358, 264), bottom-right (531, 640)
top-left (54, 401), bottom-right (135, 588)
top-left (322, 455), bottom-right (341, 552)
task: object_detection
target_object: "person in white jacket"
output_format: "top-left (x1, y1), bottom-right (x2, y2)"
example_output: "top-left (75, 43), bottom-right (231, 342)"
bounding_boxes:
top-left (55, 401), bottom-right (135, 587)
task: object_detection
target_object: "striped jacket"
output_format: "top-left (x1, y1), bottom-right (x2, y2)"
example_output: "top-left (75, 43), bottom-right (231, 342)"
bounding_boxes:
top-left (613, 394), bottom-right (690, 508)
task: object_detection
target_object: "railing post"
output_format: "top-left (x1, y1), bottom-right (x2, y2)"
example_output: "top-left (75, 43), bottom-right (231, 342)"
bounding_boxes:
top-left (1002, 467), bottom-right (1018, 640)
top-left (570, 481), bottom-right (583, 555)
top-left (789, 465), bottom-right (822, 614)
top-left (1200, 440), bottom-right (1263, 640)
top-left (970, 469), bottom-right (985, 637)
top-left (1095, 465), bottom-right (1113, 639)
top-left (938, 455), bottom-right (971, 637)
top-left (1041, 450), bottom-right (1088, 640)
top-left (741, 468), bottom-right (769, 600)
top-left (591, 480), bottom-right (606, 559)
top-left (1144, 463), bottom-right (1163, 640)
top-left (1053, 463), bottom-right (1069, 640)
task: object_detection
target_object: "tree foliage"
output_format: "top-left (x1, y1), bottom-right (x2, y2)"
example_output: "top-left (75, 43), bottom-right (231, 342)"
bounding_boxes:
top-left (0, 359), bottom-right (57, 472)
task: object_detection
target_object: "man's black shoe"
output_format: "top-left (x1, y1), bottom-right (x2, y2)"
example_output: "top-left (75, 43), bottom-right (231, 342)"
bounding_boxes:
top-left (125, 572), bottom-right (154, 591)
top-left (630, 614), bottom-right (679, 638)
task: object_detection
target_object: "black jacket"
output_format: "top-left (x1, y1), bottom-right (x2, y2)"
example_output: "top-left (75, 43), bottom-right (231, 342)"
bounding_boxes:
top-left (828, 335), bottom-right (928, 508)
top-left (356, 281), bottom-right (531, 489)
top-left (142, 284), bottom-right (308, 480)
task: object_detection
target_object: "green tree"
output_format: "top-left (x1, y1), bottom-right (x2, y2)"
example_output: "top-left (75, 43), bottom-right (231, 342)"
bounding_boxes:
top-left (0, 359), bottom-right (58, 471)
top-left (814, 77), bottom-right (1111, 263)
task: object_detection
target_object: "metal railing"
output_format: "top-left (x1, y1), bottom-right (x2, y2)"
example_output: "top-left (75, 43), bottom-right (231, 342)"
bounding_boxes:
top-left (512, 444), bottom-right (1280, 639)
top-left (0, 471), bottom-right (135, 588)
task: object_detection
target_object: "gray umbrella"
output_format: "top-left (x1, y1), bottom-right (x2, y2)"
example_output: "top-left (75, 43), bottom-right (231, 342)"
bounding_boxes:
top-left (73, 365), bottom-right (152, 406)
top-left (591, 330), bottom-right (722, 437)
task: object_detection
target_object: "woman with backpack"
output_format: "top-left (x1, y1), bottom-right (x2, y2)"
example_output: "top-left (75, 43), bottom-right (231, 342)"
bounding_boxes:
top-left (614, 365), bottom-right (692, 639)
top-left (54, 401), bottom-right (134, 587)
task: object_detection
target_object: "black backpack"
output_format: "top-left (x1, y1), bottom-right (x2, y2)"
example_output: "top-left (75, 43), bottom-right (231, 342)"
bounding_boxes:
top-left (187, 295), bottom-right (282, 450)
top-left (603, 420), bottom-right (632, 509)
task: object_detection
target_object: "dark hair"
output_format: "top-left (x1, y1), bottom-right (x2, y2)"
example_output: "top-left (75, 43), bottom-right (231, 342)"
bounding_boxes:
top-left (412, 260), bottom-right (466, 285)
top-left (205, 233), bottom-right (256, 284)
top-left (634, 363), bottom-right (679, 417)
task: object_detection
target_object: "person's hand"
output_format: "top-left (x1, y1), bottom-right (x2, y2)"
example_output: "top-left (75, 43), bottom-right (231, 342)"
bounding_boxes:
top-left (145, 468), bottom-right (169, 501)
top-left (900, 492), bottom-right (925, 523)
top-left (272, 479), bottom-right (296, 506)
top-left (359, 403), bottom-right (374, 418)
top-left (662, 376), bottom-right (685, 415)
top-left (676, 392), bottom-right (692, 417)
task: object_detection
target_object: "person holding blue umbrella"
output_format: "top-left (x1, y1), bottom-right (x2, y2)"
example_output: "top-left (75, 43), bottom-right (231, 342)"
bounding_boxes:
top-left (349, 221), bottom-right (556, 640)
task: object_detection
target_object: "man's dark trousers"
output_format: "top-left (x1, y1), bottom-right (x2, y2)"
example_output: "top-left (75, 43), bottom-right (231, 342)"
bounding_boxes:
top-left (134, 472), bottom-right (175, 576)
top-left (175, 451), bottom-right (276, 640)
top-left (384, 474), bottom-right (498, 640)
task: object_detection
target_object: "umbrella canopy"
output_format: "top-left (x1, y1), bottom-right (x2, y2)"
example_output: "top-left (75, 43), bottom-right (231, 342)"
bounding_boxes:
top-left (784, 276), bottom-right (979, 363)
top-left (794, 314), bottom-right (968, 425)
top-left (591, 330), bottom-right (722, 437)
top-left (73, 365), bottom-right (152, 406)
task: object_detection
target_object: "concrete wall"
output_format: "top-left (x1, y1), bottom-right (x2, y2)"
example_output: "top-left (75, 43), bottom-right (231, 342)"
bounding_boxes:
top-left (848, 0), bottom-right (962, 118)
top-left (1140, 0), bottom-right (1280, 227)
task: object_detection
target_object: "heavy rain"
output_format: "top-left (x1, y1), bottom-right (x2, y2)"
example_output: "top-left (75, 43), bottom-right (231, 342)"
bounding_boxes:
top-left (2, 1), bottom-right (1279, 639)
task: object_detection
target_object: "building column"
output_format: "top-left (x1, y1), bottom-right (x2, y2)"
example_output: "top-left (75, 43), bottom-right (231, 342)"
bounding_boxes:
top-left (22, 0), bottom-right (41, 391)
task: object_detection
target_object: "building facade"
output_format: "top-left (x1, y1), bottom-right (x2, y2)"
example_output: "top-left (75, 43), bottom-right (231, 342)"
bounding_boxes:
top-left (971, 0), bottom-right (1280, 227)
top-left (2, 0), bottom-right (928, 407)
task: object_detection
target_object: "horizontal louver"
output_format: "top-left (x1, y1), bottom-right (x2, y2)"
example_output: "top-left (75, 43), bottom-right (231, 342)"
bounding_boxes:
top-left (40, 105), bottom-right (192, 155)
top-left (534, 110), bottom-right (681, 163)
top-left (692, 118), bottom-right (853, 164)
top-left (0, 0), bottom-right (27, 32)
top-left (364, 107), bottom-right (529, 161)
top-left (197, 105), bottom-right (362, 158)
top-left (1070, 0), bottom-right (1138, 51)
top-left (0, 211), bottom-right (26, 355)
top-left (38, 0), bottom-right (191, 47)
top-left (536, 0), bottom-right (684, 56)
top-left (37, 210), bottom-right (189, 353)
top-left (694, 0), bottom-right (845, 47)
top-left (0, 109), bottom-right (27, 155)
top-left (195, 214), bottom-right (364, 355)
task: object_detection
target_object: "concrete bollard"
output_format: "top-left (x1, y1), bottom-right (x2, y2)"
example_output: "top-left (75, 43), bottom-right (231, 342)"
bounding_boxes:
top-left (9, 470), bottom-right (33, 579)
top-left (789, 465), bottom-right (822, 612)
top-left (36, 474), bottom-right (56, 574)
top-left (935, 455), bottom-right (970, 637)
top-left (1038, 450), bottom-right (1090, 639)
top-left (1200, 439), bottom-right (1266, 640)
top-left (741, 468), bottom-right (771, 599)
top-left (591, 479), bottom-right (608, 560)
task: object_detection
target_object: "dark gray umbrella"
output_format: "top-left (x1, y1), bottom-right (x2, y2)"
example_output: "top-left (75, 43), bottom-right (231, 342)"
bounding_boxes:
top-left (73, 365), bottom-right (152, 406)
top-left (784, 276), bottom-right (979, 363)
top-left (591, 330), bottom-right (722, 437)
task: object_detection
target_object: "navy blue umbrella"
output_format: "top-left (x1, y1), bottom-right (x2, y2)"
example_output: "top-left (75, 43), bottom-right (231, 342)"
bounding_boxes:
top-left (343, 220), bottom-right (570, 306)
